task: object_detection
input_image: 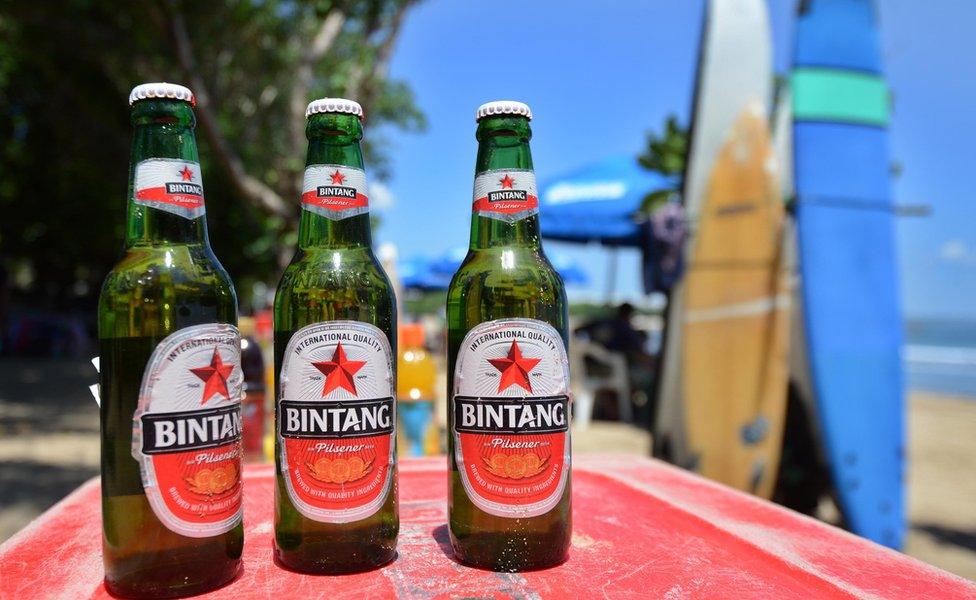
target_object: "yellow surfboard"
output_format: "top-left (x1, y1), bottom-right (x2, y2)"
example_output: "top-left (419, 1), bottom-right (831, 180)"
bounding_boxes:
top-left (680, 103), bottom-right (790, 498)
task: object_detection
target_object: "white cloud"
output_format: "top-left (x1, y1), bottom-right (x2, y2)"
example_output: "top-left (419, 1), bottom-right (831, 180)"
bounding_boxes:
top-left (369, 181), bottom-right (395, 211)
top-left (940, 239), bottom-right (976, 264)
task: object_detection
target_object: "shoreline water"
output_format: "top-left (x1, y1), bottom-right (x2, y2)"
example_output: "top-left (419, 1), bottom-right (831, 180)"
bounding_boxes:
top-left (906, 344), bottom-right (976, 398)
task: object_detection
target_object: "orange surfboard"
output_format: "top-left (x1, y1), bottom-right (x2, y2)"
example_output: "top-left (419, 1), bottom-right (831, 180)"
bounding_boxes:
top-left (680, 104), bottom-right (790, 497)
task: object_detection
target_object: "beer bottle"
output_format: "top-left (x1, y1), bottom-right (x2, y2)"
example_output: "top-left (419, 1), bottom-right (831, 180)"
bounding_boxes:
top-left (273, 98), bottom-right (398, 573)
top-left (447, 101), bottom-right (572, 571)
top-left (98, 83), bottom-right (243, 598)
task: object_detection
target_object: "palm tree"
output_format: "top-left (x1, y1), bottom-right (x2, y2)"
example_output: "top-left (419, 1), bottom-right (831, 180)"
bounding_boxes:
top-left (637, 114), bottom-right (687, 212)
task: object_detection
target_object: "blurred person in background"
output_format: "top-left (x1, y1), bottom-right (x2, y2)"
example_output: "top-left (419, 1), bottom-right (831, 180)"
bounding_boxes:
top-left (576, 303), bottom-right (657, 426)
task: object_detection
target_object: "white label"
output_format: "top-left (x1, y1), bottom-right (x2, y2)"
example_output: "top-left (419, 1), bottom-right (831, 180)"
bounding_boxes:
top-left (472, 169), bottom-right (539, 222)
top-left (452, 318), bottom-right (570, 518)
top-left (301, 164), bottom-right (370, 220)
top-left (278, 321), bottom-right (396, 523)
top-left (133, 323), bottom-right (243, 538)
top-left (133, 158), bottom-right (206, 220)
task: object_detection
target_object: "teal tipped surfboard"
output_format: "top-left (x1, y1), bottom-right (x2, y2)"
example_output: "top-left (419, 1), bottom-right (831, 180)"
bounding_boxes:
top-left (792, 0), bottom-right (906, 549)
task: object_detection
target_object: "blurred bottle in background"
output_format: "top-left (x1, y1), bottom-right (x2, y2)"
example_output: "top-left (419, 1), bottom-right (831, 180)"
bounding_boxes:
top-left (397, 323), bottom-right (437, 456)
top-left (253, 308), bottom-right (276, 463)
top-left (239, 317), bottom-right (266, 463)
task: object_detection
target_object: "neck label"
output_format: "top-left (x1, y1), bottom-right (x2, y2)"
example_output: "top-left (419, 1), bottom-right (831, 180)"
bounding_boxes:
top-left (133, 158), bottom-right (206, 220)
top-left (133, 323), bottom-right (243, 538)
top-left (302, 164), bottom-right (370, 220)
top-left (278, 321), bottom-right (396, 523)
top-left (472, 169), bottom-right (538, 223)
top-left (452, 318), bottom-right (570, 518)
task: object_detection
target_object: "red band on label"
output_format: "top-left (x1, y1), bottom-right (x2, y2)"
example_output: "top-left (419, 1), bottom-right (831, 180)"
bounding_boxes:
top-left (301, 190), bottom-right (370, 211)
top-left (281, 434), bottom-right (392, 513)
top-left (150, 445), bottom-right (242, 525)
top-left (472, 194), bottom-right (539, 215)
top-left (136, 187), bottom-right (205, 209)
top-left (458, 429), bottom-right (567, 508)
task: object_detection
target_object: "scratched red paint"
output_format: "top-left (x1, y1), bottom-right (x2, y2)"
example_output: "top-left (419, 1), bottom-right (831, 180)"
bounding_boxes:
top-left (0, 456), bottom-right (972, 599)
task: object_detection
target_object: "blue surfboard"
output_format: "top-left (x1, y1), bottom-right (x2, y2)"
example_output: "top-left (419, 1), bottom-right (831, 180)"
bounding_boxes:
top-left (792, 0), bottom-right (906, 549)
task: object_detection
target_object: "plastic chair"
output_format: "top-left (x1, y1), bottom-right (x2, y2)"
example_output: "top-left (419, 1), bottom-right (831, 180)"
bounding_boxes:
top-left (570, 336), bottom-right (632, 430)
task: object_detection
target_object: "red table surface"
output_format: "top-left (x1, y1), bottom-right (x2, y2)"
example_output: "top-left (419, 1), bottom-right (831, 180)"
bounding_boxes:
top-left (0, 455), bottom-right (972, 599)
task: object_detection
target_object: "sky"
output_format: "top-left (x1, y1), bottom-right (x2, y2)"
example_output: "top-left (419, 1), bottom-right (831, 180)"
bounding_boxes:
top-left (373, 0), bottom-right (976, 321)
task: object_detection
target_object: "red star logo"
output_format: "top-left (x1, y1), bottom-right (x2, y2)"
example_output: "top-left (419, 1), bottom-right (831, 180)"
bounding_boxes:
top-left (179, 165), bottom-right (195, 181)
top-left (190, 348), bottom-right (234, 404)
top-left (312, 343), bottom-right (366, 396)
top-left (499, 174), bottom-right (515, 189)
top-left (488, 340), bottom-right (541, 393)
top-left (330, 170), bottom-right (346, 185)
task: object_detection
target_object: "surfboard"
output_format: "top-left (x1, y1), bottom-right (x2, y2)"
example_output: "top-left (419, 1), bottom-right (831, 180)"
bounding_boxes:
top-left (654, 0), bottom-right (789, 499)
top-left (682, 106), bottom-right (790, 497)
top-left (792, 0), bottom-right (906, 549)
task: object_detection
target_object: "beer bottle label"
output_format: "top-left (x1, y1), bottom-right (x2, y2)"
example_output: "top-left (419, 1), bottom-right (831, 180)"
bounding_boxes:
top-left (133, 158), bottom-right (206, 220)
top-left (132, 323), bottom-right (244, 538)
top-left (301, 164), bottom-right (370, 221)
top-left (452, 318), bottom-right (570, 518)
top-left (472, 169), bottom-right (539, 223)
top-left (278, 321), bottom-right (396, 523)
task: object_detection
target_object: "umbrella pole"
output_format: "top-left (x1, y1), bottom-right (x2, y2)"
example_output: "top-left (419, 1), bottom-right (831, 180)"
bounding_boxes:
top-left (605, 247), bottom-right (618, 304)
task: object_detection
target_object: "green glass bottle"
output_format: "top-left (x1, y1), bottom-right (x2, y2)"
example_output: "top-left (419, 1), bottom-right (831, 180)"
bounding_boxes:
top-left (98, 83), bottom-right (243, 598)
top-left (273, 98), bottom-right (398, 574)
top-left (447, 101), bottom-right (572, 571)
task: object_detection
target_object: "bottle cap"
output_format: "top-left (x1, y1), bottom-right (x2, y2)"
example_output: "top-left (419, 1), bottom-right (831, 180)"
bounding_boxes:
top-left (129, 82), bottom-right (195, 106)
top-left (476, 100), bottom-right (532, 122)
top-left (306, 97), bottom-right (364, 120)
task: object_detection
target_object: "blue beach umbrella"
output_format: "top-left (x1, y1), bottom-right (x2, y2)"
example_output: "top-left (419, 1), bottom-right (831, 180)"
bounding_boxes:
top-left (548, 252), bottom-right (590, 285)
top-left (399, 256), bottom-right (452, 291)
top-left (424, 246), bottom-right (590, 287)
top-left (428, 247), bottom-right (469, 277)
top-left (539, 156), bottom-right (674, 247)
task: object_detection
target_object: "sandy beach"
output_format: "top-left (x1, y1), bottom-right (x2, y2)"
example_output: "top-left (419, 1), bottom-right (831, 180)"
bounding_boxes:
top-left (0, 357), bottom-right (973, 581)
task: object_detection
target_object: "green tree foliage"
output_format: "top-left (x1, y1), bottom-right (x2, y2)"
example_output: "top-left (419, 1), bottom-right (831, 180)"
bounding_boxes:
top-left (0, 0), bottom-right (425, 313)
top-left (636, 114), bottom-right (687, 212)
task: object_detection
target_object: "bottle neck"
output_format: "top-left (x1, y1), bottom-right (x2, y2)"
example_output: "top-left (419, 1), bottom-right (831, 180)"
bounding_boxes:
top-left (470, 115), bottom-right (541, 251)
top-left (298, 113), bottom-right (372, 250)
top-left (125, 99), bottom-right (209, 248)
